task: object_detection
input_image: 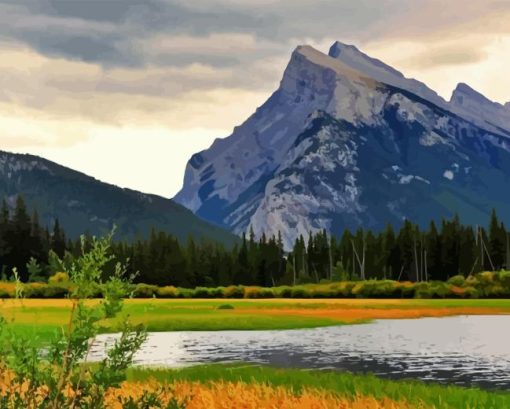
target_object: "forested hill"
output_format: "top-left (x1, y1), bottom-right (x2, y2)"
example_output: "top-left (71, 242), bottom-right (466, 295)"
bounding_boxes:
top-left (0, 150), bottom-right (237, 246)
top-left (1, 194), bottom-right (508, 287)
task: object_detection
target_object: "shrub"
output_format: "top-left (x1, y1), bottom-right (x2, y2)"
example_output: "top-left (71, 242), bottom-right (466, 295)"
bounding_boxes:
top-left (0, 289), bottom-right (10, 298)
top-left (447, 275), bottom-right (466, 287)
top-left (465, 275), bottom-right (480, 288)
top-left (24, 284), bottom-right (70, 298)
top-left (0, 230), bottom-right (147, 408)
top-left (463, 286), bottom-right (480, 298)
top-left (132, 284), bottom-right (159, 298)
top-left (274, 286), bottom-right (293, 298)
top-left (496, 271), bottom-right (510, 288)
top-left (449, 285), bottom-right (468, 298)
top-left (156, 286), bottom-right (179, 298)
top-left (244, 287), bottom-right (274, 299)
top-left (176, 288), bottom-right (194, 298)
top-left (394, 282), bottom-right (416, 298)
top-left (311, 289), bottom-right (336, 298)
top-left (478, 271), bottom-right (495, 283)
top-left (413, 282), bottom-right (451, 299)
top-left (334, 282), bottom-right (356, 297)
top-left (48, 271), bottom-right (70, 284)
top-left (352, 280), bottom-right (401, 298)
top-left (484, 284), bottom-right (509, 298)
top-left (217, 304), bottom-right (234, 310)
top-left (192, 287), bottom-right (223, 298)
top-left (223, 285), bottom-right (244, 298)
top-left (290, 287), bottom-right (311, 298)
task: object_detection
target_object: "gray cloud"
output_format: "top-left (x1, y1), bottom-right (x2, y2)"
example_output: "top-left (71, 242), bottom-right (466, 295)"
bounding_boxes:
top-left (1, 0), bottom-right (509, 118)
top-left (2, 0), bottom-right (508, 73)
top-left (0, 0), bottom-right (280, 66)
top-left (0, 0), bottom-right (418, 68)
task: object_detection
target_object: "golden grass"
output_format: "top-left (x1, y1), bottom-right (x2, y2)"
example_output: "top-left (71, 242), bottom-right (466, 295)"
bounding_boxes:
top-left (105, 380), bottom-right (418, 409)
top-left (0, 365), bottom-right (419, 409)
top-left (2, 298), bottom-right (510, 326)
top-left (238, 306), bottom-right (510, 323)
top-left (0, 381), bottom-right (418, 409)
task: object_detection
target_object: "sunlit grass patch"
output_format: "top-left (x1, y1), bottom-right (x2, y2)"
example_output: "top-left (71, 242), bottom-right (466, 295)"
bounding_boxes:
top-left (128, 364), bottom-right (510, 409)
top-left (106, 379), bottom-right (415, 409)
top-left (2, 298), bottom-right (510, 347)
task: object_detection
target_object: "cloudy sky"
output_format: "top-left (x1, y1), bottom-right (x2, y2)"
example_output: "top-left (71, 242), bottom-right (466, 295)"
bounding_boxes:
top-left (2, 0), bottom-right (510, 198)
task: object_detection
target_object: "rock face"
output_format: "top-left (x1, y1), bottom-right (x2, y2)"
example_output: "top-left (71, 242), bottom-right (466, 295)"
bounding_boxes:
top-left (174, 42), bottom-right (510, 249)
top-left (0, 151), bottom-right (237, 245)
top-left (450, 82), bottom-right (510, 134)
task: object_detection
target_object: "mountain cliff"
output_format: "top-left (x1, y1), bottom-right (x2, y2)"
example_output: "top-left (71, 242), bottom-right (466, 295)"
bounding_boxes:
top-left (175, 42), bottom-right (510, 248)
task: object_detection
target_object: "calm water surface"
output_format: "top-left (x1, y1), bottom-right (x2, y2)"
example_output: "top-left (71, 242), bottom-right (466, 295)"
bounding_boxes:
top-left (90, 315), bottom-right (510, 389)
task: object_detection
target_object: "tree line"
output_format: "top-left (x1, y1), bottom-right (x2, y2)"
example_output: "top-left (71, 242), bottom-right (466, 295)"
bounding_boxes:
top-left (0, 195), bottom-right (509, 286)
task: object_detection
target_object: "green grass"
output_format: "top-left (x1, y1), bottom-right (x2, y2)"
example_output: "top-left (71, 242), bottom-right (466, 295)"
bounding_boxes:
top-left (127, 363), bottom-right (510, 409)
top-left (2, 298), bottom-right (510, 347)
top-left (101, 310), bottom-right (339, 332)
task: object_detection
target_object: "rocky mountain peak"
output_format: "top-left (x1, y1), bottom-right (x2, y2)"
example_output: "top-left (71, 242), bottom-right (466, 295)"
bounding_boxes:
top-left (451, 82), bottom-right (495, 106)
top-left (175, 41), bottom-right (510, 248)
top-left (450, 82), bottom-right (510, 134)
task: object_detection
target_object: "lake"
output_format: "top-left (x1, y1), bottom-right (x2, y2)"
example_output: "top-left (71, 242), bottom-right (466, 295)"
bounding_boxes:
top-left (90, 315), bottom-right (510, 389)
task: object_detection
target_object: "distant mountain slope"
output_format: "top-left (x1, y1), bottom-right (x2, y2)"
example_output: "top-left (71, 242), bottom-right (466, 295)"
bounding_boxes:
top-left (0, 150), bottom-right (237, 245)
top-left (175, 41), bottom-right (510, 249)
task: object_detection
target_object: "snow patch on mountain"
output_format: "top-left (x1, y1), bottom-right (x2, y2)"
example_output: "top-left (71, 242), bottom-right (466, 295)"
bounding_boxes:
top-left (443, 170), bottom-right (454, 180)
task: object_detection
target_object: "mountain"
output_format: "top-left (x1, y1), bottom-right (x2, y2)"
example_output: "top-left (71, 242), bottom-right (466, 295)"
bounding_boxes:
top-left (450, 82), bottom-right (510, 134)
top-left (174, 41), bottom-right (510, 249)
top-left (0, 150), bottom-right (237, 245)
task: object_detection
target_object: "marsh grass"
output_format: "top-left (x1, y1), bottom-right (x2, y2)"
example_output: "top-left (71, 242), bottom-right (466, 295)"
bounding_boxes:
top-left (3, 298), bottom-right (510, 347)
top-left (128, 364), bottom-right (510, 409)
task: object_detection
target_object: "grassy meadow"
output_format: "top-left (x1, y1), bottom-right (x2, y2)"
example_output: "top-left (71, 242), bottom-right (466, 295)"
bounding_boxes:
top-left (2, 297), bottom-right (510, 407)
top-left (3, 297), bottom-right (510, 347)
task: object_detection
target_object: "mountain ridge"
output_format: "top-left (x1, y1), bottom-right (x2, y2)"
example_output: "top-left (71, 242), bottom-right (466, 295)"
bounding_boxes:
top-left (0, 150), bottom-right (237, 245)
top-left (175, 41), bottom-right (510, 248)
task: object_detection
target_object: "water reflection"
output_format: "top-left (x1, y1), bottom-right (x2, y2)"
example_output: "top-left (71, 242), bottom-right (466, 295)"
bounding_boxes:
top-left (89, 315), bottom-right (510, 389)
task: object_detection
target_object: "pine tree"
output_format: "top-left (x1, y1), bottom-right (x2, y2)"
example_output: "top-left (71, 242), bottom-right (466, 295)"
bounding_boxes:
top-left (425, 221), bottom-right (442, 280)
top-left (51, 218), bottom-right (67, 258)
top-left (235, 233), bottom-right (251, 284)
top-left (489, 209), bottom-right (506, 269)
top-left (398, 220), bottom-right (415, 281)
top-left (10, 196), bottom-right (32, 280)
top-left (459, 226), bottom-right (476, 276)
top-left (381, 224), bottom-right (397, 279)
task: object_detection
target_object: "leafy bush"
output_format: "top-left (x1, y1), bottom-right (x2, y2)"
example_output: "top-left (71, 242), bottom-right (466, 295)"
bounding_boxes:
top-left (244, 287), bottom-right (275, 298)
top-left (3, 268), bottom-right (510, 300)
top-left (0, 230), bottom-right (149, 408)
top-left (132, 284), bottom-right (159, 298)
top-left (310, 288), bottom-right (337, 298)
top-left (193, 287), bottom-right (223, 298)
top-left (24, 283), bottom-right (70, 298)
top-left (462, 286), bottom-right (480, 298)
top-left (48, 271), bottom-right (70, 284)
top-left (414, 282), bottom-right (450, 299)
top-left (223, 285), bottom-right (244, 298)
top-left (447, 275), bottom-right (466, 287)
top-left (157, 286), bottom-right (179, 298)
top-left (176, 288), bottom-right (194, 298)
top-left (496, 271), bottom-right (510, 288)
top-left (217, 304), bottom-right (234, 310)
top-left (352, 280), bottom-right (401, 298)
top-left (290, 287), bottom-right (311, 298)
top-left (274, 286), bottom-right (293, 298)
